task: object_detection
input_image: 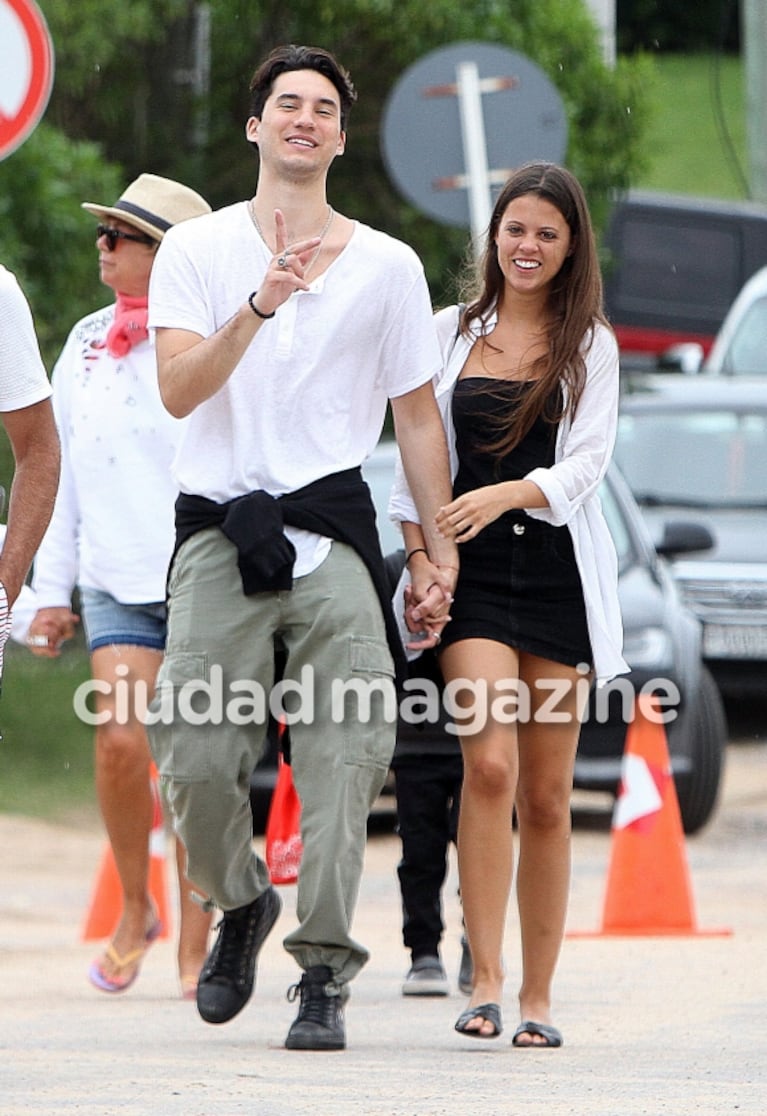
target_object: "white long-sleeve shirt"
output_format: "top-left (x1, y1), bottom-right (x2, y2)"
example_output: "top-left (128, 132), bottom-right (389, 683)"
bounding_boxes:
top-left (389, 304), bottom-right (628, 684)
top-left (32, 305), bottom-right (184, 607)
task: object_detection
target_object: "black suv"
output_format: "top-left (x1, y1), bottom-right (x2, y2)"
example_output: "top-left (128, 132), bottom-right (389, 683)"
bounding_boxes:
top-left (602, 190), bottom-right (767, 370)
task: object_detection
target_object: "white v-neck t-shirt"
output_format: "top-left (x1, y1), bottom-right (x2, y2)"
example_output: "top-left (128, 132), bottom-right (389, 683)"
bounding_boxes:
top-left (149, 202), bottom-right (441, 575)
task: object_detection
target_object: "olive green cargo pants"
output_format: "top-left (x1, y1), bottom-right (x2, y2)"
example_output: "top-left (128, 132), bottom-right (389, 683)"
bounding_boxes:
top-left (148, 528), bottom-right (396, 984)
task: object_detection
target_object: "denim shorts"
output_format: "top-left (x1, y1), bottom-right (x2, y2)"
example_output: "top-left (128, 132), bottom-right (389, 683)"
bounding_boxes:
top-left (79, 587), bottom-right (167, 652)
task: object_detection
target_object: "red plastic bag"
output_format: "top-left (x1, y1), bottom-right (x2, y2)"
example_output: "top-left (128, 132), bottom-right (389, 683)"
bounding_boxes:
top-left (265, 752), bottom-right (303, 885)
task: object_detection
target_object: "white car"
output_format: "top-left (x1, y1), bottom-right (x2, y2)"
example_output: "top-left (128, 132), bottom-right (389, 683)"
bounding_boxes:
top-left (657, 264), bottom-right (767, 376)
top-left (615, 374), bottom-right (767, 698)
top-left (704, 264), bottom-right (767, 375)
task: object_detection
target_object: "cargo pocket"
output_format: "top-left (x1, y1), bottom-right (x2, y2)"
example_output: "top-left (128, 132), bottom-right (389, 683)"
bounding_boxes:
top-left (339, 636), bottom-right (397, 769)
top-left (148, 651), bottom-right (212, 782)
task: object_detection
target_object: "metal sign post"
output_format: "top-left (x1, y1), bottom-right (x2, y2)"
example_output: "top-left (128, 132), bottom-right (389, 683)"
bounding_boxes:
top-left (382, 42), bottom-right (568, 248)
top-left (456, 62), bottom-right (492, 250)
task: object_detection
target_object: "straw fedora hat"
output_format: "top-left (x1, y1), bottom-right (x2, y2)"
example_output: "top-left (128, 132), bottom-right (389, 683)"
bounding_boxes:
top-left (81, 173), bottom-right (211, 241)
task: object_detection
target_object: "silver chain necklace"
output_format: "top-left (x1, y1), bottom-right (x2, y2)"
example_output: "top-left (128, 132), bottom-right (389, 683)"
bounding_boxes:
top-left (248, 199), bottom-right (334, 277)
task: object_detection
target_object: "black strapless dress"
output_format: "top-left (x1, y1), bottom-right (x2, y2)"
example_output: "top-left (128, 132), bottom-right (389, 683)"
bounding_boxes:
top-left (440, 378), bottom-right (592, 668)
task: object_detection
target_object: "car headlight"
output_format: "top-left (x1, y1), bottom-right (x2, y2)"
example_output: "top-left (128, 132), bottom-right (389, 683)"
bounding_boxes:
top-left (622, 626), bottom-right (674, 671)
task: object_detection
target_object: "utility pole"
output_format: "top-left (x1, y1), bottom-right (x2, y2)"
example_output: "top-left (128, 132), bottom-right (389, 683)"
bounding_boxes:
top-left (744, 0), bottom-right (767, 202)
top-left (584, 0), bottom-right (616, 67)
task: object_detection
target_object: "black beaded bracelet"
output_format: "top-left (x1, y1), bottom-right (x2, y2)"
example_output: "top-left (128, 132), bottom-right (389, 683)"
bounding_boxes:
top-left (248, 291), bottom-right (275, 319)
top-left (405, 547), bottom-right (429, 564)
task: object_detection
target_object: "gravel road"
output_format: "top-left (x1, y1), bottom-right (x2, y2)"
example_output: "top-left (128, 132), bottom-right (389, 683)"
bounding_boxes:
top-left (1, 719), bottom-right (765, 1116)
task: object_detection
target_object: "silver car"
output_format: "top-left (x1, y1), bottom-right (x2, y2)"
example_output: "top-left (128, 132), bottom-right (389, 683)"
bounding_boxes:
top-left (615, 374), bottom-right (767, 696)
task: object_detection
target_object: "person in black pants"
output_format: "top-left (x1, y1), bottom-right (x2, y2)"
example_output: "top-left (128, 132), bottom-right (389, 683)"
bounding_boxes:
top-left (386, 550), bottom-right (472, 997)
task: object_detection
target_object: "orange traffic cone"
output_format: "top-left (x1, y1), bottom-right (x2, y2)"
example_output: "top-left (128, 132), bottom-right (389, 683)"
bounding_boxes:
top-left (570, 693), bottom-right (731, 938)
top-left (80, 766), bottom-right (171, 941)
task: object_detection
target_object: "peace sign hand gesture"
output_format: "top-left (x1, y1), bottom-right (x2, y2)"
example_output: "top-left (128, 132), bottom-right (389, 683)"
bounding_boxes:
top-left (253, 209), bottom-right (321, 316)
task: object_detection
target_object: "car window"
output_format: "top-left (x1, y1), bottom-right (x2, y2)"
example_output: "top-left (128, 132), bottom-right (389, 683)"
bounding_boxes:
top-left (610, 217), bottom-right (739, 321)
top-left (616, 410), bottom-right (767, 506)
top-left (720, 295), bottom-right (767, 374)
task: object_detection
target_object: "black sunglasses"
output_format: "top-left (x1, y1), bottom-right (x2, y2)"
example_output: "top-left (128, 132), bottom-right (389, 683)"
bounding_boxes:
top-left (96, 224), bottom-right (156, 251)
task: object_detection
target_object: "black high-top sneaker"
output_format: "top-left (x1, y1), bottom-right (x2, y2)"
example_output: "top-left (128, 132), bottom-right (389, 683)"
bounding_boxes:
top-left (196, 887), bottom-right (281, 1024)
top-left (285, 964), bottom-right (346, 1050)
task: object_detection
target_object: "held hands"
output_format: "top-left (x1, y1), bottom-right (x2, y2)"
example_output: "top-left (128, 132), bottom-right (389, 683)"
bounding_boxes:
top-left (252, 210), bottom-right (321, 316)
top-left (435, 484), bottom-right (511, 543)
top-left (26, 606), bottom-right (80, 658)
top-left (403, 557), bottom-right (456, 651)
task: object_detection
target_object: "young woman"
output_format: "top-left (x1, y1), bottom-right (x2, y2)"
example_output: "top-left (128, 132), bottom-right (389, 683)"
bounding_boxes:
top-left (390, 162), bottom-right (628, 1047)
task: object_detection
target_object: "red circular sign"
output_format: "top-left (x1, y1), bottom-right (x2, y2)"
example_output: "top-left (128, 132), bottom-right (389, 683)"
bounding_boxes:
top-left (0, 0), bottom-right (55, 161)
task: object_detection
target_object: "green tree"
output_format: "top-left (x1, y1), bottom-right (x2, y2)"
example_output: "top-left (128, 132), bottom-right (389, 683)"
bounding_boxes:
top-left (0, 125), bottom-right (123, 538)
top-left (41, 0), bottom-right (207, 191)
top-left (38, 0), bottom-right (653, 304)
top-left (0, 123), bottom-right (123, 368)
top-left (205, 0), bottom-right (653, 300)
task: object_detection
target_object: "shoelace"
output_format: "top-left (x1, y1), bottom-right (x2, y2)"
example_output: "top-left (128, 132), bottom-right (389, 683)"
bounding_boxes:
top-left (287, 974), bottom-right (339, 1026)
top-left (205, 908), bottom-right (257, 989)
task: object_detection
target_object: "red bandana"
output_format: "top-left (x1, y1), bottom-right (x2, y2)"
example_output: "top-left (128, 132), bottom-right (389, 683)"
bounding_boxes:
top-left (105, 294), bottom-right (149, 357)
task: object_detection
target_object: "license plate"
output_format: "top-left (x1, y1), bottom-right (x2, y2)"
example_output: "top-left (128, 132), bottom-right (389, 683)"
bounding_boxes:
top-left (703, 623), bottom-right (767, 659)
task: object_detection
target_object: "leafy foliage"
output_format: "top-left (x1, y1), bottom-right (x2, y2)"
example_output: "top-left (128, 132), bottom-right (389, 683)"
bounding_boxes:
top-left (42, 0), bottom-right (207, 187)
top-left (211, 0), bottom-right (654, 300)
top-left (33, 0), bottom-right (652, 306)
top-left (0, 123), bottom-right (123, 368)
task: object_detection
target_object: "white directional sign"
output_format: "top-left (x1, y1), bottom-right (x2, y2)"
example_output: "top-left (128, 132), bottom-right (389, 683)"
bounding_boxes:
top-left (0, 0), bottom-right (55, 161)
top-left (382, 42), bottom-right (567, 241)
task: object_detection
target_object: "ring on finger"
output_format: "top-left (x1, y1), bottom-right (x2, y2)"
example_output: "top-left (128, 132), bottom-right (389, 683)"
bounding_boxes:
top-left (277, 254), bottom-right (288, 269)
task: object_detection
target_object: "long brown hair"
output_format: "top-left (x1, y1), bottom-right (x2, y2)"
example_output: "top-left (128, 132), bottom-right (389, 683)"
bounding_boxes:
top-left (459, 162), bottom-right (609, 459)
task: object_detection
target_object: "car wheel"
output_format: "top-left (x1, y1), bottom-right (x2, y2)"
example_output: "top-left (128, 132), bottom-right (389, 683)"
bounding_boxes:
top-left (673, 666), bottom-right (727, 835)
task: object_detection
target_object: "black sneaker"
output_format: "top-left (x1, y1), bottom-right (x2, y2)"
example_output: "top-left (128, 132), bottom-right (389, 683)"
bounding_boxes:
top-left (285, 964), bottom-right (346, 1050)
top-left (458, 935), bottom-right (473, 996)
top-left (196, 886), bottom-right (281, 1024)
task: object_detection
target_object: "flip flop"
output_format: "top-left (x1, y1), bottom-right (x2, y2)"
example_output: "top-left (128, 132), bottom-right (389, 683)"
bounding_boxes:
top-left (88, 915), bottom-right (163, 994)
top-left (88, 943), bottom-right (150, 993)
top-left (512, 1020), bottom-right (563, 1048)
top-left (454, 1002), bottom-right (503, 1039)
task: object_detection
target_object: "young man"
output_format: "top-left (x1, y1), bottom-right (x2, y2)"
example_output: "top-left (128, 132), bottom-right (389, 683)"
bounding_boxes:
top-left (147, 44), bottom-right (457, 1051)
top-left (0, 266), bottom-right (60, 683)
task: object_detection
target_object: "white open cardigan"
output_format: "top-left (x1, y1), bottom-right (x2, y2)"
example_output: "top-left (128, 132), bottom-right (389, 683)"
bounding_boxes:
top-left (388, 304), bottom-right (629, 685)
